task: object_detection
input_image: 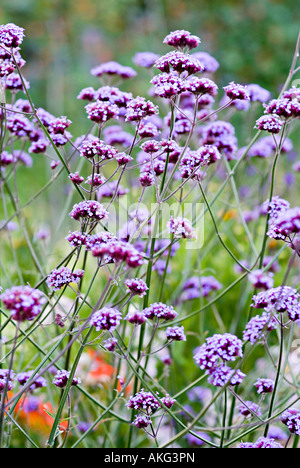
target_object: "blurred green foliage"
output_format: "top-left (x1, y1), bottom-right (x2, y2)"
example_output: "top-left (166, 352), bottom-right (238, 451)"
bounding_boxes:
top-left (0, 0), bottom-right (299, 125)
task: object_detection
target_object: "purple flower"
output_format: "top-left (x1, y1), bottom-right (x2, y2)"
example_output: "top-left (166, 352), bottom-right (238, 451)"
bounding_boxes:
top-left (154, 51), bottom-right (203, 75)
top-left (47, 266), bottom-right (84, 291)
top-left (255, 114), bottom-right (283, 133)
top-left (167, 216), bottom-right (196, 239)
top-left (207, 365), bottom-right (246, 387)
top-left (143, 302), bottom-right (178, 322)
top-left (124, 278), bottom-right (148, 297)
top-left (163, 30), bottom-right (201, 50)
top-left (194, 333), bottom-right (243, 371)
top-left (69, 172), bottom-right (84, 185)
top-left (52, 369), bottom-right (81, 388)
top-left (252, 286), bottom-right (300, 320)
top-left (125, 96), bottom-right (158, 122)
top-left (238, 400), bottom-right (262, 418)
top-left (0, 369), bottom-right (15, 392)
top-left (125, 310), bottom-right (146, 325)
top-left (242, 312), bottom-right (278, 345)
top-left (280, 408), bottom-right (300, 435)
top-left (248, 270), bottom-right (274, 290)
top-left (254, 378), bottom-right (275, 394)
top-left (90, 307), bottom-right (122, 332)
top-left (126, 389), bottom-right (162, 413)
top-left (17, 371), bottom-right (47, 391)
top-left (223, 82), bottom-right (250, 101)
top-left (132, 414), bottom-right (152, 428)
top-left (247, 83), bottom-right (271, 103)
top-left (77, 87), bottom-right (98, 101)
top-left (69, 200), bottom-right (108, 222)
top-left (0, 286), bottom-right (46, 322)
top-left (132, 52), bottom-right (160, 68)
top-left (166, 326), bottom-right (186, 342)
top-left (0, 23), bottom-right (25, 48)
top-left (65, 231), bottom-right (88, 248)
top-left (151, 72), bottom-right (185, 99)
top-left (85, 100), bottom-right (119, 123)
top-left (264, 98), bottom-right (300, 119)
top-left (192, 51), bottom-right (219, 73)
top-left (103, 337), bottom-right (118, 352)
top-left (184, 77), bottom-right (218, 96)
top-left (91, 61), bottom-right (136, 80)
top-left (92, 239), bottom-right (145, 268)
top-left (239, 436), bottom-right (282, 448)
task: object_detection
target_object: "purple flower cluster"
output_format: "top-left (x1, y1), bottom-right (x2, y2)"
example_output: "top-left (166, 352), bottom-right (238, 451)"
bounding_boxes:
top-left (124, 278), bottom-right (148, 297)
top-left (91, 239), bottom-right (145, 268)
top-left (0, 369), bottom-right (15, 392)
top-left (90, 307), bottom-right (122, 332)
top-left (69, 200), bottom-right (108, 222)
top-left (143, 302), bottom-right (178, 322)
top-left (126, 389), bottom-right (175, 430)
top-left (0, 23), bottom-right (25, 48)
top-left (47, 266), bottom-right (84, 291)
top-left (239, 436), bottom-right (283, 448)
top-left (194, 333), bottom-right (244, 387)
top-left (254, 378), bottom-right (275, 394)
top-left (0, 286), bottom-right (46, 322)
top-left (166, 325), bottom-right (186, 342)
top-left (180, 275), bottom-right (222, 302)
top-left (91, 61), bottom-right (136, 80)
top-left (167, 216), bottom-right (196, 239)
top-left (52, 369), bottom-right (81, 388)
top-left (17, 371), bottom-right (47, 392)
top-left (252, 286), bottom-right (300, 321)
top-left (279, 408), bottom-right (300, 435)
top-left (163, 30), bottom-right (201, 50)
top-left (242, 312), bottom-right (278, 345)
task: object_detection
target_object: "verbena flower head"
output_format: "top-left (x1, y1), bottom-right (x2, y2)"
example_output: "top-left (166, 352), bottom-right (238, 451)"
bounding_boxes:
top-left (124, 278), bottom-right (148, 297)
top-left (91, 61), bottom-right (136, 79)
top-left (90, 307), bottom-right (122, 332)
top-left (91, 239), bottom-right (145, 268)
top-left (0, 286), bottom-right (46, 322)
top-left (193, 333), bottom-right (243, 371)
top-left (207, 365), bottom-right (246, 387)
top-left (47, 266), bottom-right (84, 291)
top-left (103, 337), bottom-right (118, 352)
top-left (132, 51), bottom-right (160, 68)
top-left (132, 414), bottom-right (152, 429)
top-left (69, 200), bottom-right (108, 222)
top-left (166, 325), bottom-right (186, 342)
top-left (126, 389), bottom-right (170, 414)
top-left (247, 83), bottom-right (271, 103)
top-left (248, 269), bottom-right (274, 290)
top-left (252, 286), bottom-right (300, 320)
top-left (254, 378), bottom-right (275, 394)
top-left (264, 97), bottom-right (300, 119)
top-left (151, 72), bottom-right (185, 99)
top-left (255, 114), bottom-right (283, 134)
top-left (85, 100), bottom-right (119, 123)
top-left (143, 302), bottom-right (178, 322)
top-left (239, 436), bottom-right (282, 448)
top-left (125, 310), bottom-right (146, 325)
top-left (184, 76), bottom-right (218, 96)
top-left (192, 51), bottom-right (219, 73)
top-left (242, 312), bottom-right (278, 345)
top-left (0, 23), bottom-right (25, 48)
top-left (238, 400), bottom-right (262, 418)
top-left (167, 216), bottom-right (196, 239)
top-left (52, 369), bottom-right (81, 388)
top-left (261, 196), bottom-right (290, 219)
top-left (279, 408), bottom-right (300, 435)
top-left (154, 51), bottom-right (203, 74)
top-left (17, 371), bottom-right (47, 391)
top-left (125, 96), bottom-right (158, 122)
top-left (163, 30), bottom-right (201, 50)
top-left (223, 82), bottom-right (250, 101)
top-left (0, 369), bottom-right (15, 392)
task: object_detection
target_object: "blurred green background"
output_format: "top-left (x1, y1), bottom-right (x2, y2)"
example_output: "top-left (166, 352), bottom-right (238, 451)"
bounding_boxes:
top-left (1, 0), bottom-right (299, 126)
